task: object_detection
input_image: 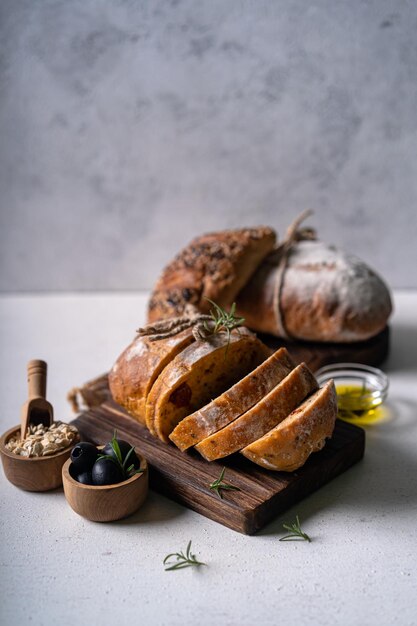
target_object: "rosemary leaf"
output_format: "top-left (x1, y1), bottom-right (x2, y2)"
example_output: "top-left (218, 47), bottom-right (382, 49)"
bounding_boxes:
top-left (96, 454), bottom-right (119, 464)
top-left (122, 445), bottom-right (136, 470)
top-left (110, 433), bottom-right (123, 465)
top-left (209, 466), bottom-right (240, 499)
top-left (163, 541), bottom-right (206, 571)
top-left (279, 515), bottom-right (311, 542)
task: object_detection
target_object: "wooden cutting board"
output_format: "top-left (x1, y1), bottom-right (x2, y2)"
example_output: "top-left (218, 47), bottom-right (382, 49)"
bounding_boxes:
top-left (71, 400), bottom-right (365, 535)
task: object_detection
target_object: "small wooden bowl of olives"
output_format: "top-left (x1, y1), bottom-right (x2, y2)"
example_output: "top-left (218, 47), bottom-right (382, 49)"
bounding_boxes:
top-left (62, 435), bottom-right (148, 522)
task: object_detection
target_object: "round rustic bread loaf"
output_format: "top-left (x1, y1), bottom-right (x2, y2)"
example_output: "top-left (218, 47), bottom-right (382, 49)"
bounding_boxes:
top-left (236, 240), bottom-right (392, 342)
top-left (147, 226), bottom-right (276, 322)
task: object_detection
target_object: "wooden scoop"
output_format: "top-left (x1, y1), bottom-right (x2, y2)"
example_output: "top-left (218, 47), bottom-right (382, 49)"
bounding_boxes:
top-left (20, 360), bottom-right (54, 439)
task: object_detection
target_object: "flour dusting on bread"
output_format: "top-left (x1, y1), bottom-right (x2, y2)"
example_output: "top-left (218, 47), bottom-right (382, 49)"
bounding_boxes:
top-left (281, 241), bottom-right (392, 341)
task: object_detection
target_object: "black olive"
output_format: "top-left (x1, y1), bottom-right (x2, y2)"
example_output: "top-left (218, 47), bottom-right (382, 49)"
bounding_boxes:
top-left (76, 471), bottom-right (94, 485)
top-left (102, 439), bottom-right (140, 469)
top-left (92, 458), bottom-right (123, 486)
top-left (70, 442), bottom-right (99, 472)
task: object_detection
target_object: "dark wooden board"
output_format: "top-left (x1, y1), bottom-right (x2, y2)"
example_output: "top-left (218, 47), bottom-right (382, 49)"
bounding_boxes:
top-left (72, 400), bottom-right (365, 535)
top-left (260, 326), bottom-right (390, 372)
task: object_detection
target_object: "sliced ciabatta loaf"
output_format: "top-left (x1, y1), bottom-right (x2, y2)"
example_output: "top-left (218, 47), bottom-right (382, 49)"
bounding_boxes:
top-left (145, 329), bottom-right (269, 442)
top-left (109, 329), bottom-right (195, 425)
top-left (195, 363), bottom-right (318, 461)
top-left (241, 380), bottom-right (337, 471)
top-left (169, 347), bottom-right (295, 451)
top-left (148, 227), bottom-right (276, 322)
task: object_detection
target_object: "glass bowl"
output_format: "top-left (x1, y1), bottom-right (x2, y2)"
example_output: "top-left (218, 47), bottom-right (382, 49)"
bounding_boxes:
top-left (315, 363), bottom-right (389, 425)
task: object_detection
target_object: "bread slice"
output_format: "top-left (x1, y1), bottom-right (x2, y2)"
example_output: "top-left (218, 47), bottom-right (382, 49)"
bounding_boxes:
top-left (195, 363), bottom-right (318, 461)
top-left (169, 347), bottom-right (295, 451)
top-left (148, 227), bottom-right (276, 322)
top-left (241, 380), bottom-right (337, 471)
top-left (108, 329), bottom-right (195, 425)
top-left (145, 329), bottom-right (268, 442)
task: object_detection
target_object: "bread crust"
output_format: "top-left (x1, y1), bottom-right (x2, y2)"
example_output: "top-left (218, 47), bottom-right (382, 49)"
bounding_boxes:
top-left (195, 363), bottom-right (318, 461)
top-left (241, 380), bottom-right (337, 471)
top-left (169, 347), bottom-right (295, 451)
top-left (147, 227), bottom-right (276, 322)
top-left (145, 329), bottom-right (268, 442)
top-left (236, 240), bottom-right (392, 342)
top-left (108, 329), bottom-right (195, 424)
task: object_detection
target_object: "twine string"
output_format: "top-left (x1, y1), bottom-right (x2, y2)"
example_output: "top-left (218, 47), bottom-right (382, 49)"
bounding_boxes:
top-left (271, 210), bottom-right (316, 340)
top-left (137, 304), bottom-right (215, 342)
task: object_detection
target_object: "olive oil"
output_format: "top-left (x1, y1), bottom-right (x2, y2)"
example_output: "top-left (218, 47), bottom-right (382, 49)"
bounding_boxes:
top-left (335, 382), bottom-right (387, 425)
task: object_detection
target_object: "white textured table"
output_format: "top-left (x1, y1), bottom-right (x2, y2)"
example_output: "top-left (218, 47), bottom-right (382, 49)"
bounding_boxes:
top-left (0, 291), bottom-right (416, 626)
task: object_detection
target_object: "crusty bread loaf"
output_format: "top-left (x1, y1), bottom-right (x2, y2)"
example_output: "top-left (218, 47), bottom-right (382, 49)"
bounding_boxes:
top-left (148, 227), bottom-right (276, 322)
top-left (108, 329), bottom-right (195, 424)
top-left (109, 321), bottom-right (336, 473)
top-left (169, 347), bottom-right (295, 451)
top-left (236, 240), bottom-right (392, 342)
top-left (241, 380), bottom-right (337, 471)
top-left (145, 329), bottom-right (269, 442)
top-left (195, 363), bottom-right (318, 461)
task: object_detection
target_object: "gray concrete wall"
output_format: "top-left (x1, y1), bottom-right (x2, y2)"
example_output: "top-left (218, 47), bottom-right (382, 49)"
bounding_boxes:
top-left (1, 0), bottom-right (416, 292)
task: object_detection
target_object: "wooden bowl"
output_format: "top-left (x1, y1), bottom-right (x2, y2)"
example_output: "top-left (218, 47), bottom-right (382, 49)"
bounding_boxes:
top-left (0, 425), bottom-right (79, 492)
top-left (62, 451), bottom-right (148, 522)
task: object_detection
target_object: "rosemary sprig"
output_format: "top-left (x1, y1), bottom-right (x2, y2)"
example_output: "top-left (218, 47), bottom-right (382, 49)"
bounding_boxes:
top-left (97, 430), bottom-right (144, 480)
top-left (199, 299), bottom-right (245, 354)
top-left (205, 299), bottom-right (245, 338)
top-left (209, 466), bottom-right (240, 499)
top-left (163, 541), bottom-right (206, 571)
top-left (279, 515), bottom-right (311, 542)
